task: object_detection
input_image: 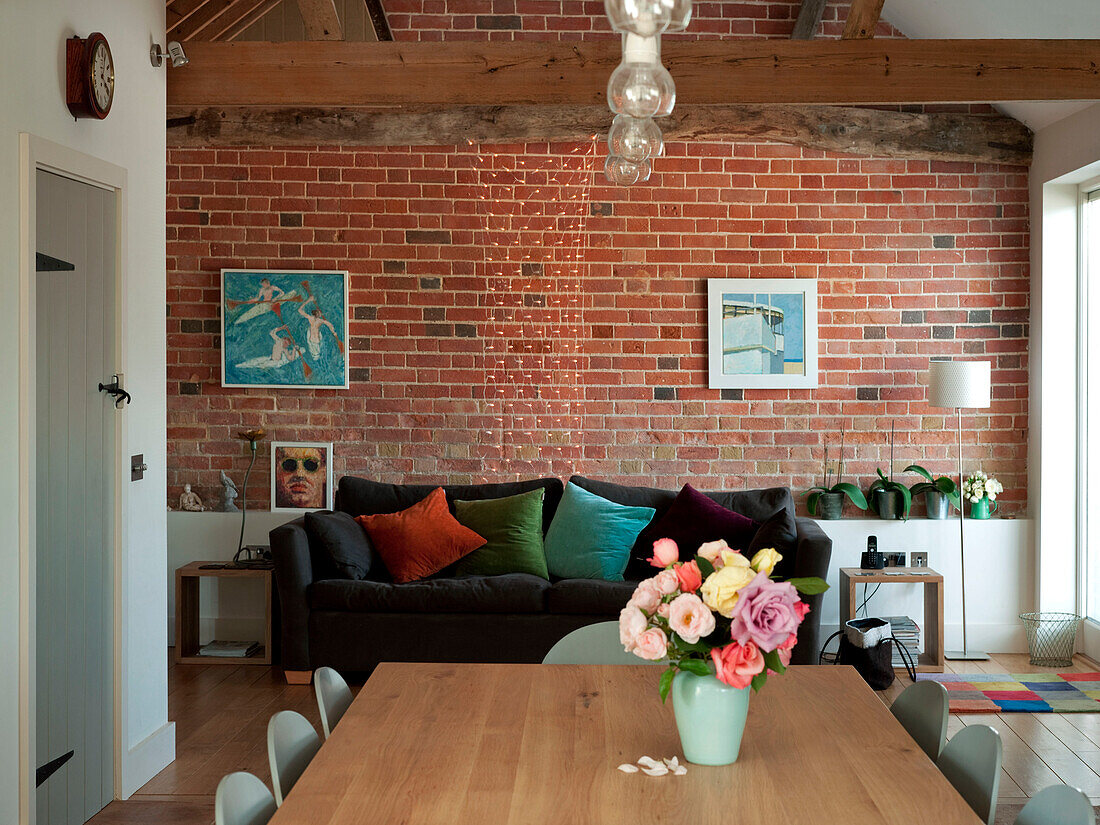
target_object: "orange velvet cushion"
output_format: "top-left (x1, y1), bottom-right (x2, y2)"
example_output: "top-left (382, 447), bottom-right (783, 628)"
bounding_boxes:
top-left (355, 487), bottom-right (485, 583)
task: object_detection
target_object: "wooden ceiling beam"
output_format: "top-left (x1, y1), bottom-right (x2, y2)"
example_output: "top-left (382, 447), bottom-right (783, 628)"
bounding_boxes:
top-left (220, 0), bottom-right (283, 40)
top-left (171, 0), bottom-right (249, 40)
top-left (842, 0), bottom-right (886, 39)
top-left (790, 0), bottom-right (828, 40)
top-left (206, 0), bottom-right (280, 40)
top-left (167, 0), bottom-right (219, 34)
top-left (296, 0), bottom-right (345, 39)
top-left (165, 103), bottom-right (1032, 166)
top-left (167, 40), bottom-right (1100, 106)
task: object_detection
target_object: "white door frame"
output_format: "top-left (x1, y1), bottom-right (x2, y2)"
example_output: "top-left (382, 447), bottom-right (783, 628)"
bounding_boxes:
top-left (18, 133), bottom-right (129, 824)
top-left (1078, 176), bottom-right (1100, 661)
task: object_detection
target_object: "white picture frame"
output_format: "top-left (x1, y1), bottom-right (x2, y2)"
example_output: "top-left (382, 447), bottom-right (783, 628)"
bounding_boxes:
top-left (707, 278), bottom-right (819, 390)
top-left (270, 441), bottom-right (335, 513)
top-left (221, 268), bottom-right (349, 389)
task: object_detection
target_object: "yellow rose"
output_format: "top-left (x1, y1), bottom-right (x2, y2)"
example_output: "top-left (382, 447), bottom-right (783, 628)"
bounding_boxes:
top-left (700, 553), bottom-right (756, 618)
top-left (750, 547), bottom-right (782, 577)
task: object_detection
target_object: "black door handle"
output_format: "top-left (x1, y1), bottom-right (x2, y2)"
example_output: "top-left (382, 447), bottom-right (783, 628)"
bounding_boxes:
top-left (98, 374), bottom-right (131, 408)
top-left (36, 750), bottom-right (74, 787)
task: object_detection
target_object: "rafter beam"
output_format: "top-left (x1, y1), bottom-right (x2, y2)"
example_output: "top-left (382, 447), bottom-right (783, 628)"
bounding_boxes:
top-left (167, 40), bottom-right (1100, 106)
top-left (364, 0), bottom-right (393, 41)
top-left (791, 0), bottom-right (827, 40)
top-left (165, 103), bottom-right (1032, 166)
top-left (296, 0), bottom-right (344, 39)
top-left (220, 0), bottom-right (283, 40)
top-left (843, 0), bottom-right (885, 39)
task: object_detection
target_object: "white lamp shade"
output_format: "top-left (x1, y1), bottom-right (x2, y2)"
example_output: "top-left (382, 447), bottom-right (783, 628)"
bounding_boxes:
top-left (928, 360), bottom-right (991, 409)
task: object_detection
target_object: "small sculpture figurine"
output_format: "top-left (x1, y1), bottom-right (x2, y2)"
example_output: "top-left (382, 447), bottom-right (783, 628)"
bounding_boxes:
top-left (179, 483), bottom-right (205, 512)
top-left (219, 470), bottom-right (239, 512)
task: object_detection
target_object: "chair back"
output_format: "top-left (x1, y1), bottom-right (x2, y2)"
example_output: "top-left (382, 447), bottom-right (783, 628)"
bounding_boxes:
top-left (214, 771), bottom-right (276, 825)
top-left (543, 621), bottom-right (659, 665)
top-left (937, 724), bottom-right (1003, 825)
top-left (267, 710), bottom-right (321, 806)
top-left (1014, 784), bottom-right (1095, 825)
top-left (890, 680), bottom-right (949, 761)
top-left (315, 667), bottom-right (353, 739)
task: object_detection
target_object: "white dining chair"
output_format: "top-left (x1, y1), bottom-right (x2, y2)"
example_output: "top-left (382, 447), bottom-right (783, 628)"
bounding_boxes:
top-left (267, 710), bottom-right (321, 806)
top-left (890, 680), bottom-right (949, 761)
top-left (315, 666), bottom-right (353, 739)
top-left (543, 622), bottom-right (657, 665)
top-left (937, 724), bottom-right (1003, 825)
top-left (214, 771), bottom-right (276, 825)
top-left (1014, 784), bottom-right (1095, 825)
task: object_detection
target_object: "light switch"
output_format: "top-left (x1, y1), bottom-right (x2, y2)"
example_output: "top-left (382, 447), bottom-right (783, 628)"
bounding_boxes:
top-left (131, 454), bottom-right (147, 482)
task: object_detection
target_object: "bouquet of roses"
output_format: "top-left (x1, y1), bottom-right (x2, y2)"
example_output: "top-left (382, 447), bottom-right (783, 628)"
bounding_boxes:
top-left (961, 470), bottom-right (1003, 504)
top-left (619, 538), bottom-right (829, 701)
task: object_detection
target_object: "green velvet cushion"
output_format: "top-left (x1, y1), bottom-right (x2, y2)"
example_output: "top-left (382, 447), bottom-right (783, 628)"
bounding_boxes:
top-left (544, 482), bottom-right (656, 581)
top-left (453, 488), bottom-right (549, 579)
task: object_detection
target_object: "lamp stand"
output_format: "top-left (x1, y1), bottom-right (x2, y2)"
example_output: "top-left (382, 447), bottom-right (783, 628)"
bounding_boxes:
top-left (945, 406), bottom-right (989, 661)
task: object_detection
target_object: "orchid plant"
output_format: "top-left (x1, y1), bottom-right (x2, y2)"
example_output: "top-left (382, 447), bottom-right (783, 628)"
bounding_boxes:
top-left (619, 538), bottom-right (829, 702)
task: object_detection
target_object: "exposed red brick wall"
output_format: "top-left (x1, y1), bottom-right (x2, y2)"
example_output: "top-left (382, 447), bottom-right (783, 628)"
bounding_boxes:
top-left (166, 141), bottom-right (1029, 515)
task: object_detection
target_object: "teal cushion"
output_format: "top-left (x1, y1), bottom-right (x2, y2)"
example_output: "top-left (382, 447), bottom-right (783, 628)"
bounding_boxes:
top-left (544, 483), bottom-right (655, 581)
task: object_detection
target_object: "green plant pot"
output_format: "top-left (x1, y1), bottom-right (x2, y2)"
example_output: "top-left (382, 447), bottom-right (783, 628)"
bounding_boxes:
top-left (872, 489), bottom-right (903, 520)
top-left (924, 490), bottom-right (952, 519)
top-left (817, 492), bottom-right (844, 520)
top-left (671, 671), bottom-right (751, 766)
top-left (969, 496), bottom-right (998, 519)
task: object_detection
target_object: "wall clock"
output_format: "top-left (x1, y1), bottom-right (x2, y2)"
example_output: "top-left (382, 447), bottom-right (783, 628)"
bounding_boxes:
top-left (66, 33), bottom-right (114, 119)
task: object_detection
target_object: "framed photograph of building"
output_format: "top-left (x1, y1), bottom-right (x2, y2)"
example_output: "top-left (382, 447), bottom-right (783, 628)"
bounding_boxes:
top-left (707, 279), bottom-right (818, 390)
top-left (270, 441), bottom-right (334, 513)
top-left (221, 269), bottom-right (349, 389)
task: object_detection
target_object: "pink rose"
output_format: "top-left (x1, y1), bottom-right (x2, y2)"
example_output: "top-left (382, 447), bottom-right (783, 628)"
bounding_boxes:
top-left (794, 600), bottom-right (810, 623)
top-left (619, 605), bottom-right (648, 652)
top-left (633, 628), bottom-right (668, 661)
top-left (654, 569), bottom-right (679, 596)
top-left (629, 579), bottom-right (661, 614)
top-left (697, 539), bottom-right (731, 568)
top-left (649, 538), bottom-right (679, 568)
top-left (667, 593), bottom-right (716, 644)
top-left (728, 572), bottom-right (802, 652)
top-left (675, 560), bottom-right (702, 593)
top-left (657, 603), bottom-right (670, 618)
top-left (711, 641), bottom-right (765, 689)
top-left (776, 632), bottom-right (799, 668)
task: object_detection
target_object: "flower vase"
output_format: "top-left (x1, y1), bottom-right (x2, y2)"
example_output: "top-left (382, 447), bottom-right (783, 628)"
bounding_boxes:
top-left (817, 492), bottom-right (844, 520)
top-left (670, 670), bottom-right (751, 766)
top-left (969, 496), bottom-right (998, 519)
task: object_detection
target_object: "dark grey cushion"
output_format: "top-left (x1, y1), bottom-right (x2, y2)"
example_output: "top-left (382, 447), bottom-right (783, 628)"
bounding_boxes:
top-left (546, 579), bottom-right (637, 615)
top-left (747, 507), bottom-right (799, 578)
top-left (336, 476), bottom-right (564, 535)
top-left (304, 510), bottom-right (375, 580)
top-left (309, 574), bottom-right (551, 614)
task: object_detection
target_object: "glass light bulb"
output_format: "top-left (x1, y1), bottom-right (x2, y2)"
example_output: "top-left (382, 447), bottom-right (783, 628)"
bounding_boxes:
top-left (662, 0), bottom-right (691, 31)
top-left (607, 115), bottom-right (664, 163)
top-left (605, 155), bottom-right (643, 186)
top-left (607, 61), bottom-right (676, 119)
top-left (604, 0), bottom-right (670, 36)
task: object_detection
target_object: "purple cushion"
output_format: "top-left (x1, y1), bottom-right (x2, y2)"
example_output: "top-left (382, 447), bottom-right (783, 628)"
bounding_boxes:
top-left (634, 483), bottom-right (759, 567)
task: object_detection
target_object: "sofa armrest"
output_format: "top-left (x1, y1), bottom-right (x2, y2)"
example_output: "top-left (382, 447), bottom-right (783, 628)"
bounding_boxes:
top-left (790, 518), bottom-right (832, 665)
top-left (270, 518), bottom-right (314, 672)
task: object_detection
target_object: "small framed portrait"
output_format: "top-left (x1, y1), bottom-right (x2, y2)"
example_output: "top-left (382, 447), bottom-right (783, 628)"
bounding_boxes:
top-left (270, 442), bottom-right (334, 512)
top-left (707, 278), bottom-right (819, 390)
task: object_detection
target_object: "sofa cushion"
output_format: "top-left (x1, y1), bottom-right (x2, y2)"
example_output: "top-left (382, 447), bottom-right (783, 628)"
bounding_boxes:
top-left (337, 476), bottom-right (564, 534)
top-left (747, 507), bottom-right (799, 578)
top-left (635, 483), bottom-right (758, 566)
top-left (453, 488), bottom-right (549, 579)
top-left (304, 510), bottom-right (375, 580)
top-left (309, 573), bottom-right (551, 614)
top-left (544, 482), bottom-right (654, 581)
top-left (546, 579), bottom-right (638, 615)
top-left (355, 488), bottom-right (486, 583)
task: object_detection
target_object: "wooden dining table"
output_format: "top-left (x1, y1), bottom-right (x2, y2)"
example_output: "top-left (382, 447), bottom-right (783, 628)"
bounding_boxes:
top-left (269, 662), bottom-right (982, 825)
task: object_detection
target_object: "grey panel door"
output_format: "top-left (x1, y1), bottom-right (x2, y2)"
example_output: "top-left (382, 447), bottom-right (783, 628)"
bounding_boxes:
top-left (35, 170), bottom-right (116, 824)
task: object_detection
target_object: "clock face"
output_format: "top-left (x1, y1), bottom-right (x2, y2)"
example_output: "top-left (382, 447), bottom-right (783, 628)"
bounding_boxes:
top-left (91, 40), bottom-right (113, 113)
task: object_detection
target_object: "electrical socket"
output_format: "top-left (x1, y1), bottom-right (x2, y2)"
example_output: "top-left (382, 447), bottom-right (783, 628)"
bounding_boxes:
top-left (911, 551), bottom-right (928, 567)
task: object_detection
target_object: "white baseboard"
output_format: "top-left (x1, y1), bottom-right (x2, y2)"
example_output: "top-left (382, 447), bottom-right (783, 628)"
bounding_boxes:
top-left (120, 721), bottom-right (175, 799)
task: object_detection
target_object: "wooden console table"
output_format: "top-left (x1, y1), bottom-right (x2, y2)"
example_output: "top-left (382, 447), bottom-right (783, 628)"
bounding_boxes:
top-left (839, 567), bottom-right (945, 673)
top-left (174, 561), bottom-right (273, 666)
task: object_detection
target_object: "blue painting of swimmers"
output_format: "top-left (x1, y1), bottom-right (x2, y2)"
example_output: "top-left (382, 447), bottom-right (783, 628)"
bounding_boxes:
top-left (221, 269), bottom-right (348, 388)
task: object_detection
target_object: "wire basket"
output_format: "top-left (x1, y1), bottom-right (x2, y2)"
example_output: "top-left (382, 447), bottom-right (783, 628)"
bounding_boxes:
top-left (1019, 612), bottom-right (1083, 667)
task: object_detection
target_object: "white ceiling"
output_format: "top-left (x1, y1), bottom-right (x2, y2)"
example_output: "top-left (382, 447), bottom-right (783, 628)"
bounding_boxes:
top-left (881, 0), bottom-right (1100, 130)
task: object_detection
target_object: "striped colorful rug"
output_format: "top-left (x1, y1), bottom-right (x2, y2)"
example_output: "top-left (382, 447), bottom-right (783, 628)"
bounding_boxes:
top-left (915, 672), bottom-right (1100, 712)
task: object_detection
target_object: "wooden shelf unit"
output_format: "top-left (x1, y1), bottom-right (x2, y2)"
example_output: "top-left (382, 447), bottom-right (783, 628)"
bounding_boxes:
top-left (839, 567), bottom-right (945, 673)
top-left (174, 561), bottom-right (273, 666)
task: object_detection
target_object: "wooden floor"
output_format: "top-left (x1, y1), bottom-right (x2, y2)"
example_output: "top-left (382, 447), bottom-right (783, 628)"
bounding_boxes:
top-left (87, 651), bottom-right (1100, 824)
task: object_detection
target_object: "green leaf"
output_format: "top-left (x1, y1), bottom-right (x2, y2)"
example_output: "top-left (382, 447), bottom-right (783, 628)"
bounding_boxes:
top-left (832, 482), bottom-right (867, 509)
top-left (763, 649), bottom-right (786, 676)
top-left (904, 464), bottom-right (934, 483)
top-left (695, 556), bottom-right (715, 579)
top-left (806, 490), bottom-right (822, 516)
top-left (801, 486), bottom-right (829, 496)
top-left (676, 638), bottom-right (711, 654)
top-left (678, 658), bottom-right (712, 677)
top-left (897, 483), bottom-right (912, 520)
top-left (877, 468), bottom-right (889, 483)
top-left (751, 672), bottom-right (769, 693)
top-left (658, 666), bottom-right (675, 704)
top-left (788, 576), bottom-right (829, 595)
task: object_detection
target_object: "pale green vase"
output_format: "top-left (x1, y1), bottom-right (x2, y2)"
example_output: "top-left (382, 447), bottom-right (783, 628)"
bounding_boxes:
top-left (670, 671), bottom-right (751, 766)
top-left (969, 495), bottom-right (998, 519)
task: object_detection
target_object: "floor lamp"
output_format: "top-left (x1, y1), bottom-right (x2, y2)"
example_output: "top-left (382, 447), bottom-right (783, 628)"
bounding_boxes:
top-left (928, 359), bottom-right (991, 661)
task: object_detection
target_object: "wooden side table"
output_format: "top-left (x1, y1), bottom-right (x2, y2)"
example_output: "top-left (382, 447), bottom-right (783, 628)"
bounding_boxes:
top-left (839, 567), bottom-right (945, 673)
top-left (175, 561), bottom-right (274, 666)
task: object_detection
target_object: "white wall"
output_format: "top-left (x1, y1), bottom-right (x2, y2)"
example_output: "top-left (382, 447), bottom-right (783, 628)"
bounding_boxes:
top-left (0, 0), bottom-right (169, 816)
top-left (1030, 103), bottom-right (1100, 615)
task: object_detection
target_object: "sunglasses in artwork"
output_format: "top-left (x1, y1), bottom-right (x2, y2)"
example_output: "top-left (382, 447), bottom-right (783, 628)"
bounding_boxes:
top-left (281, 458), bottom-right (321, 473)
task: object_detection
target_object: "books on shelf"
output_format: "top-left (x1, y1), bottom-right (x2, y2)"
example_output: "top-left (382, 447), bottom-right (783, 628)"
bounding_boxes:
top-left (883, 616), bottom-right (921, 667)
top-left (197, 640), bottom-right (261, 658)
